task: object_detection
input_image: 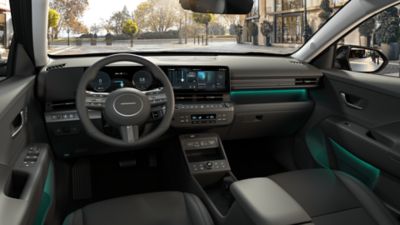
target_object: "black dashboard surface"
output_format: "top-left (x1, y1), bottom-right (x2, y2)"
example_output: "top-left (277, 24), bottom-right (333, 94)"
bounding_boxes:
top-left (39, 55), bottom-right (322, 102)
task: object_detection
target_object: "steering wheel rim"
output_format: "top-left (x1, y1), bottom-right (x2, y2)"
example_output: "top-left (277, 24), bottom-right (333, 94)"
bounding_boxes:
top-left (76, 54), bottom-right (175, 148)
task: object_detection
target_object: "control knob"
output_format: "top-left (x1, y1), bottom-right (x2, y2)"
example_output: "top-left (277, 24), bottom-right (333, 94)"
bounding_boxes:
top-left (205, 161), bottom-right (214, 169)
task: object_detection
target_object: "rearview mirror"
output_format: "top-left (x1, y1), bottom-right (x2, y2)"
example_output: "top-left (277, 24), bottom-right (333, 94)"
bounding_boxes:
top-left (335, 45), bottom-right (388, 73)
top-left (179, 0), bottom-right (254, 14)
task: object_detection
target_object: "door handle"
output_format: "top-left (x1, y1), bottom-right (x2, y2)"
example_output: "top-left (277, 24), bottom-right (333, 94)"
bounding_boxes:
top-left (340, 92), bottom-right (364, 110)
top-left (11, 109), bottom-right (26, 138)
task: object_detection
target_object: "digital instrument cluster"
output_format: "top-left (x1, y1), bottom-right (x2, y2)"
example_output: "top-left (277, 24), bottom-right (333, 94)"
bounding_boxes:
top-left (89, 68), bottom-right (155, 92)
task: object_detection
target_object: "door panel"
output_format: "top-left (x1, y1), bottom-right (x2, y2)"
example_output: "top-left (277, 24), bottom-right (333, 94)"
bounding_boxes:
top-left (0, 77), bottom-right (34, 165)
top-left (321, 117), bottom-right (400, 178)
top-left (324, 70), bottom-right (400, 126)
top-left (0, 76), bottom-right (54, 225)
top-left (307, 69), bottom-right (400, 213)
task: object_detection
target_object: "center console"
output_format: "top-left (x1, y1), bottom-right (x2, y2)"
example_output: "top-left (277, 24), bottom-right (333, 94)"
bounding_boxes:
top-left (180, 133), bottom-right (236, 217)
top-left (180, 133), bottom-right (231, 177)
top-left (179, 133), bottom-right (307, 225)
top-left (164, 66), bottom-right (235, 128)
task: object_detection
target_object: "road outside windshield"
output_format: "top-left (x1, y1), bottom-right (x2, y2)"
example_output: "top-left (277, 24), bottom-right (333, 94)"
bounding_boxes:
top-left (48, 0), bottom-right (348, 55)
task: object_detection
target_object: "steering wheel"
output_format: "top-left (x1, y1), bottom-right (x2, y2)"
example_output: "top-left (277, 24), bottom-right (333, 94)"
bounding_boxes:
top-left (76, 54), bottom-right (175, 148)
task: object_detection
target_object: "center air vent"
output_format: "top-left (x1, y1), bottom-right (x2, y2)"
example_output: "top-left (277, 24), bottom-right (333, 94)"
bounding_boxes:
top-left (175, 94), bottom-right (224, 101)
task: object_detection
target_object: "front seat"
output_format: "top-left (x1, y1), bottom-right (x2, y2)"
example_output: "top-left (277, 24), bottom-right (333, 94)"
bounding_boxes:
top-left (63, 192), bottom-right (214, 225)
top-left (230, 169), bottom-right (399, 225)
top-left (269, 170), bottom-right (398, 225)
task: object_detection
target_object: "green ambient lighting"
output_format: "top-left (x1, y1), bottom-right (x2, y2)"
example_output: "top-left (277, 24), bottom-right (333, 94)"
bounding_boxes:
top-left (305, 128), bottom-right (380, 189)
top-left (329, 139), bottom-right (380, 189)
top-left (305, 128), bottom-right (330, 169)
top-left (230, 89), bottom-right (309, 103)
top-left (230, 88), bottom-right (308, 96)
top-left (33, 164), bottom-right (54, 225)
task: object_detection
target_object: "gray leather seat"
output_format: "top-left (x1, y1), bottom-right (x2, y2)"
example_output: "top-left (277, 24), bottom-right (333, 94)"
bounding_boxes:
top-left (269, 170), bottom-right (398, 225)
top-left (63, 192), bottom-right (214, 225)
top-left (230, 169), bottom-right (399, 225)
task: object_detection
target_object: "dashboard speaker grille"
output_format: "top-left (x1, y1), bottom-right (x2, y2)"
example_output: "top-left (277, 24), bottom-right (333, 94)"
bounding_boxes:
top-left (46, 64), bottom-right (66, 71)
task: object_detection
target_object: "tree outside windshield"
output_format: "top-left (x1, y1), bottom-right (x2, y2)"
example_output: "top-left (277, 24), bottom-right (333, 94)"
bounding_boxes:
top-left (48, 0), bottom-right (349, 55)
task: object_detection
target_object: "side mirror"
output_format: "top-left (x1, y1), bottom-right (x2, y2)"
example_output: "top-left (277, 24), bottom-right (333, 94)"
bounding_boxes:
top-left (179, 0), bottom-right (253, 14)
top-left (335, 45), bottom-right (388, 73)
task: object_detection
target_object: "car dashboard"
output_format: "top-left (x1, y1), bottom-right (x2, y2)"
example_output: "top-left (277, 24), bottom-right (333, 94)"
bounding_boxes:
top-left (38, 55), bottom-right (322, 157)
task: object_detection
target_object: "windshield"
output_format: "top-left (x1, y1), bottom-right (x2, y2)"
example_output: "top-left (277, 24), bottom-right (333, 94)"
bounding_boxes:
top-left (48, 0), bottom-right (348, 56)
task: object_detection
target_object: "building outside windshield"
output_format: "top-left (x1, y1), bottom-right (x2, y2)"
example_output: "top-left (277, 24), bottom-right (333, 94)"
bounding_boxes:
top-left (47, 0), bottom-right (355, 56)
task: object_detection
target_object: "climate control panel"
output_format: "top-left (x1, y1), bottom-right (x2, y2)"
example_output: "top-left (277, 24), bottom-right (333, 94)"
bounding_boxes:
top-left (172, 102), bottom-right (234, 127)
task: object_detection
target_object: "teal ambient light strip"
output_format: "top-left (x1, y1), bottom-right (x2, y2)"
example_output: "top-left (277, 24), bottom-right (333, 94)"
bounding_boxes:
top-left (305, 128), bottom-right (330, 169)
top-left (230, 89), bottom-right (309, 103)
top-left (33, 164), bottom-right (54, 225)
top-left (329, 139), bottom-right (380, 189)
top-left (230, 88), bottom-right (308, 96)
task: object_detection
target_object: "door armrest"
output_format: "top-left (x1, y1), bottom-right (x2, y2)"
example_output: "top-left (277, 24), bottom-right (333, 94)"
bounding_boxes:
top-left (370, 122), bottom-right (400, 152)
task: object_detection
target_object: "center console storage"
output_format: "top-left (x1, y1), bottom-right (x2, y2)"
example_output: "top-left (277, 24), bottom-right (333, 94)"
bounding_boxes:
top-left (180, 133), bottom-right (236, 216)
top-left (225, 178), bottom-right (311, 225)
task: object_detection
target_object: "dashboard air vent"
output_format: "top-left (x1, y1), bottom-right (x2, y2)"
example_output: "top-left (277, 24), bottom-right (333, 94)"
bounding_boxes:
top-left (295, 78), bottom-right (319, 86)
top-left (46, 63), bottom-right (66, 71)
top-left (175, 94), bottom-right (224, 101)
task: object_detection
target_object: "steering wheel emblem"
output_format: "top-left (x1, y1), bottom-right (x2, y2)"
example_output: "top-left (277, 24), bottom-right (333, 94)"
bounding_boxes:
top-left (113, 94), bottom-right (144, 117)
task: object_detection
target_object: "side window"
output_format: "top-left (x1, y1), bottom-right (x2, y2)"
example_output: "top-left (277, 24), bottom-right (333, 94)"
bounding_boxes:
top-left (335, 5), bottom-right (399, 77)
top-left (0, 0), bottom-right (12, 79)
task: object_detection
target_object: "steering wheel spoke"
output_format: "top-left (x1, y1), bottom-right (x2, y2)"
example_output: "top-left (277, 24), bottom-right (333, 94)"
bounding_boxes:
top-left (120, 125), bottom-right (139, 143)
top-left (85, 91), bottom-right (109, 110)
top-left (144, 87), bottom-right (167, 107)
top-left (143, 88), bottom-right (167, 121)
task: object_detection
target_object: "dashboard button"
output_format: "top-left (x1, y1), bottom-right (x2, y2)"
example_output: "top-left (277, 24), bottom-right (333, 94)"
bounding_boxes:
top-left (205, 162), bottom-right (213, 169)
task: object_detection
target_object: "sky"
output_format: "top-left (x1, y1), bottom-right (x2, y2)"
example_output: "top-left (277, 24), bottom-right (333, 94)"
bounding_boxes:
top-left (82, 0), bottom-right (146, 27)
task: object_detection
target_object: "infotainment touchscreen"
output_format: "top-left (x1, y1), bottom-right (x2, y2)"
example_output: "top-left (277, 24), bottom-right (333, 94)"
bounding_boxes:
top-left (165, 67), bottom-right (229, 92)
